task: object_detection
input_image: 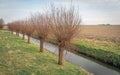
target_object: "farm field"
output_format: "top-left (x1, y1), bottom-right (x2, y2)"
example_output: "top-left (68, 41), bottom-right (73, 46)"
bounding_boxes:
top-left (0, 30), bottom-right (90, 75)
top-left (79, 25), bottom-right (120, 42)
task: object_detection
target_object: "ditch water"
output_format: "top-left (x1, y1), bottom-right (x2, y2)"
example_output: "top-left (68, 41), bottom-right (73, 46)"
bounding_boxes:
top-left (17, 33), bottom-right (120, 75)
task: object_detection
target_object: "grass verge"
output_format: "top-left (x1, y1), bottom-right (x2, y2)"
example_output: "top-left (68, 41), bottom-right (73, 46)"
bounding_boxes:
top-left (0, 30), bottom-right (91, 75)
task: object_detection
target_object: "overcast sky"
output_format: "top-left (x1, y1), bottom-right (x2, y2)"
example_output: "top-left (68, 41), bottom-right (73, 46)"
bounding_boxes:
top-left (0, 0), bottom-right (120, 25)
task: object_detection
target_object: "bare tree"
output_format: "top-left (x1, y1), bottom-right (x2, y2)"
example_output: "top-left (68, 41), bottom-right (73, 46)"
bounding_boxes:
top-left (14, 21), bottom-right (21, 36)
top-left (8, 21), bottom-right (20, 36)
top-left (50, 6), bottom-right (81, 65)
top-left (7, 22), bottom-right (16, 34)
top-left (7, 23), bottom-right (13, 33)
top-left (31, 13), bottom-right (50, 52)
top-left (19, 21), bottom-right (27, 40)
top-left (25, 19), bottom-right (35, 44)
top-left (0, 19), bottom-right (4, 30)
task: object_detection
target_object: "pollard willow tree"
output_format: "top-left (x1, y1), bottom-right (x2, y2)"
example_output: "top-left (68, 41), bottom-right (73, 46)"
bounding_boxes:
top-left (50, 6), bottom-right (81, 65)
top-left (19, 21), bottom-right (27, 40)
top-left (14, 21), bottom-right (21, 36)
top-left (25, 19), bottom-right (35, 44)
top-left (31, 13), bottom-right (50, 52)
top-left (7, 22), bottom-right (16, 34)
top-left (9, 21), bottom-right (21, 36)
top-left (7, 23), bottom-right (13, 33)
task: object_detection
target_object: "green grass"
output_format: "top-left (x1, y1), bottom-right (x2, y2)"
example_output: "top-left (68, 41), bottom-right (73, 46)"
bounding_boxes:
top-left (0, 30), bottom-right (90, 75)
top-left (73, 39), bottom-right (120, 54)
top-left (73, 38), bottom-right (120, 68)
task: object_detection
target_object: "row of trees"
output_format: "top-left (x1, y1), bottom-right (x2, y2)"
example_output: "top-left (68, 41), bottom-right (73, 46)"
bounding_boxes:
top-left (8, 6), bottom-right (81, 65)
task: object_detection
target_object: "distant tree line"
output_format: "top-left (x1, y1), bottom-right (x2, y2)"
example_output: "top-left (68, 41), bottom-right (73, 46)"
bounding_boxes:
top-left (98, 24), bottom-right (110, 26)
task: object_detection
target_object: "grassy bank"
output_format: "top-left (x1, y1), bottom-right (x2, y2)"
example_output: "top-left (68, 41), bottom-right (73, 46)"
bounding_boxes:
top-left (33, 30), bottom-right (120, 69)
top-left (0, 30), bottom-right (91, 75)
top-left (73, 38), bottom-right (120, 68)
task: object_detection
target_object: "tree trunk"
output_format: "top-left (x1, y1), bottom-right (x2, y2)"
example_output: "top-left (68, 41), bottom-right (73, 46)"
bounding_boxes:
top-left (23, 34), bottom-right (25, 40)
top-left (11, 31), bottom-right (13, 34)
top-left (16, 32), bottom-right (19, 36)
top-left (28, 36), bottom-right (30, 44)
top-left (18, 33), bottom-right (19, 36)
top-left (40, 39), bottom-right (44, 52)
top-left (58, 46), bottom-right (64, 65)
top-left (16, 32), bottom-right (17, 35)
